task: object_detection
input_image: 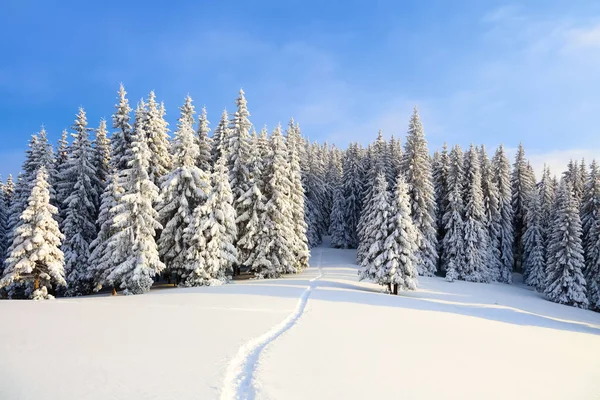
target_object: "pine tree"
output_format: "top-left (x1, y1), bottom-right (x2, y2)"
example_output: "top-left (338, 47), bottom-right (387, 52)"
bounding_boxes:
top-left (227, 89), bottom-right (253, 254)
top-left (111, 83), bottom-right (133, 172)
top-left (441, 145), bottom-right (465, 282)
top-left (93, 119), bottom-right (111, 209)
top-left (102, 105), bottom-right (165, 295)
top-left (401, 107), bottom-right (438, 276)
top-left (196, 106), bottom-right (213, 172)
top-left (539, 165), bottom-right (556, 249)
top-left (582, 160), bottom-right (600, 310)
top-left (389, 135), bottom-right (403, 181)
top-left (145, 92), bottom-right (171, 186)
top-left (376, 174), bottom-right (419, 293)
top-left (286, 122), bottom-right (310, 270)
top-left (493, 145), bottom-right (514, 283)
top-left (0, 180), bottom-right (8, 267)
top-left (329, 187), bottom-right (347, 248)
top-left (305, 141), bottom-right (328, 247)
top-left (212, 110), bottom-right (230, 162)
top-left (460, 145), bottom-right (490, 282)
top-left (53, 129), bottom-right (70, 219)
top-left (480, 145), bottom-right (502, 281)
top-left (545, 180), bottom-right (588, 308)
top-left (0, 167), bottom-right (66, 300)
top-left (183, 157), bottom-right (237, 286)
top-left (156, 96), bottom-right (211, 279)
top-left (60, 108), bottom-right (99, 296)
top-left (236, 131), bottom-right (268, 265)
top-left (247, 125), bottom-right (296, 278)
top-left (87, 172), bottom-right (122, 291)
top-left (433, 143), bottom-right (450, 262)
top-left (341, 143), bottom-right (363, 248)
top-left (523, 188), bottom-right (546, 291)
top-left (512, 143), bottom-right (535, 272)
top-left (358, 173), bottom-right (390, 281)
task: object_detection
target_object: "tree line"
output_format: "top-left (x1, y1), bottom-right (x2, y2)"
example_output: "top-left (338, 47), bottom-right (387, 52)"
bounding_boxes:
top-left (0, 87), bottom-right (598, 311)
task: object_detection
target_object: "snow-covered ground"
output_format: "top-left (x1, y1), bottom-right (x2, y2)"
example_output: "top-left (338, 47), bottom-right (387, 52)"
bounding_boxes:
top-left (1, 241), bottom-right (599, 400)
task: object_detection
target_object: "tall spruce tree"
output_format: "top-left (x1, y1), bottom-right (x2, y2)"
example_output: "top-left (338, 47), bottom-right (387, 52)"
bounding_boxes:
top-left (0, 167), bottom-right (66, 300)
top-left (341, 143), bottom-right (363, 248)
top-left (329, 187), bottom-right (347, 248)
top-left (196, 106), bottom-right (213, 172)
top-left (93, 119), bottom-right (111, 209)
top-left (401, 107), bottom-right (438, 276)
top-left (286, 122), bottom-right (310, 270)
top-left (227, 89), bottom-right (253, 254)
top-left (102, 105), bottom-right (165, 295)
top-left (461, 145), bottom-right (490, 282)
top-left (582, 160), bottom-right (600, 310)
top-left (480, 145), bottom-right (502, 281)
top-left (376, 174), bottom-right (419, 294)
top-left (493, 145), bottom-right (514, 283)
top-left (523, 187), bottom-right (546, 291)
top-left (358, 173), bottom-right (390, 282)
top-left (236, 131), bottom-right (268, 266)
top-left (145, 92), bottom-right (171, 186)
top-left (157, 96), bottom-right (211, 278)
top-left (183, 156), bottom-right (237, 286)
top-left (111, 84), bottom-right (133, 171)
top-left (545, 180), bottom-right (588, 308)
top-left (512, 143), bottom-right (535, 272)
top-left (60, 108), bottom-right (99, 296)
top-left (441, 145), bottom-right (465, 282)
top-left (433, 143), bottom-right (450, 264)
top-left (212, 110), bottom-right (230, 162)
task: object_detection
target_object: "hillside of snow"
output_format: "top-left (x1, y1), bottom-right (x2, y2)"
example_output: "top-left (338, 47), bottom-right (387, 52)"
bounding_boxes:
top-left (1, 240), bottom-right (599, 400)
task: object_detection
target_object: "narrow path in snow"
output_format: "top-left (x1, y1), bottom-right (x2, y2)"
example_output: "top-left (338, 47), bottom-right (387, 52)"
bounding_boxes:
top-left (219, 248), bottom-right (324, 400)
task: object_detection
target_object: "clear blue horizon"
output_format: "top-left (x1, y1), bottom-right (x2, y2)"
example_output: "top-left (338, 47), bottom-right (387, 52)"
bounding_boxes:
top-left (1, 0), bottom-right (599, 179)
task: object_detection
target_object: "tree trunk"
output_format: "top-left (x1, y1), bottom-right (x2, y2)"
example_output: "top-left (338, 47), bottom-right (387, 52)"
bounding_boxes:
top-left (34, 277), bottom-right (39, 291)
top-left (393, 284), bottom-right (398, 295)
top-left (111, 288), bottom-right (117, 296)
top-left (387, 283), bottom-right (392, 293)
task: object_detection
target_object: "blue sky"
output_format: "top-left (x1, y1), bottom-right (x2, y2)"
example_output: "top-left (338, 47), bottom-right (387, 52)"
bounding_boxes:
top-left (1, 0), bottom-right (600, 179)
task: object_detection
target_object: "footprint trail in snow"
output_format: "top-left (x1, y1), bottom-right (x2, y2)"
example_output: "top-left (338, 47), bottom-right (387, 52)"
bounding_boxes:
top-left (219, 248), bottom-right (324, 400)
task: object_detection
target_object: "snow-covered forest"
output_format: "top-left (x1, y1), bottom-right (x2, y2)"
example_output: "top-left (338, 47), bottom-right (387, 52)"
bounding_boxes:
top-left (0, 85), bottom-right (599, 311)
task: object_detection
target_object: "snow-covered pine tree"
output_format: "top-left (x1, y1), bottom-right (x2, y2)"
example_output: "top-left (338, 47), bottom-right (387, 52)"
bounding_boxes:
top-left (247, 125), bottom-right (296, 278)
top-left (493, 144), bottom-right (514, 283)
top-left (111, 83), bottom-right (133, 172)
top-left (60, 108), bottom-right (100, 296)
top-left (544, 180), bottom-right (588, 308)
top-left (358, 172), bottom-right (390, 282)
top-left (87, 172), bottom-right (122, 292)
top-left (375, 174), bottom-right (419, 293)
top-left (286, 121), bottom-right (310, 270)
top-left (523, 187), bottom-right (545, 291)
top-left (257, 126), bottom-right (270, 161)
top-left (102, 105), bottom-right (165, 295)
top-left (433, 143), bottom-right (450, 261)
top-left (53, 129), bottom-right (69, 219)
top-left (157, 96), bottom-right (211, 279)
top-left (227, 90), bottom-right (253, 255)
top-left (0, 167), bottom-right (66, 300)
top-left (93, 119), bottom-right (111, 209)
top-left (212, 110), bottom-right (230, 163)
top-left (582, 160), bottom-right (600, 310)
top-left (341, 143), bottom-right (363, 248)
top-left (539, 165), bottom-right (556, 248)
top-left (196, 106), bottom-right (213, 172)
top-left (329, 187), bottom-right (347, 248)
top-left (389, 135), bottom-right (403, 182)
top-left (236, 130), bottom-right (267, 266)
top-left (460, 144), bottom-right (490, 282)
top-left (182, 156), bottom-right (237, 286)
top-left (401, 107), bottom-right (438, 276)
top-left (441, 145), bottom-right (465, 282)
top-left (145, 92), bottom-right (171, 187)
top-left (305, 141), bottom-right (328, 247)
top-left (512, 143), bottom-right (535, 272)
top-left (480, 145), bottom-right (502, 281)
